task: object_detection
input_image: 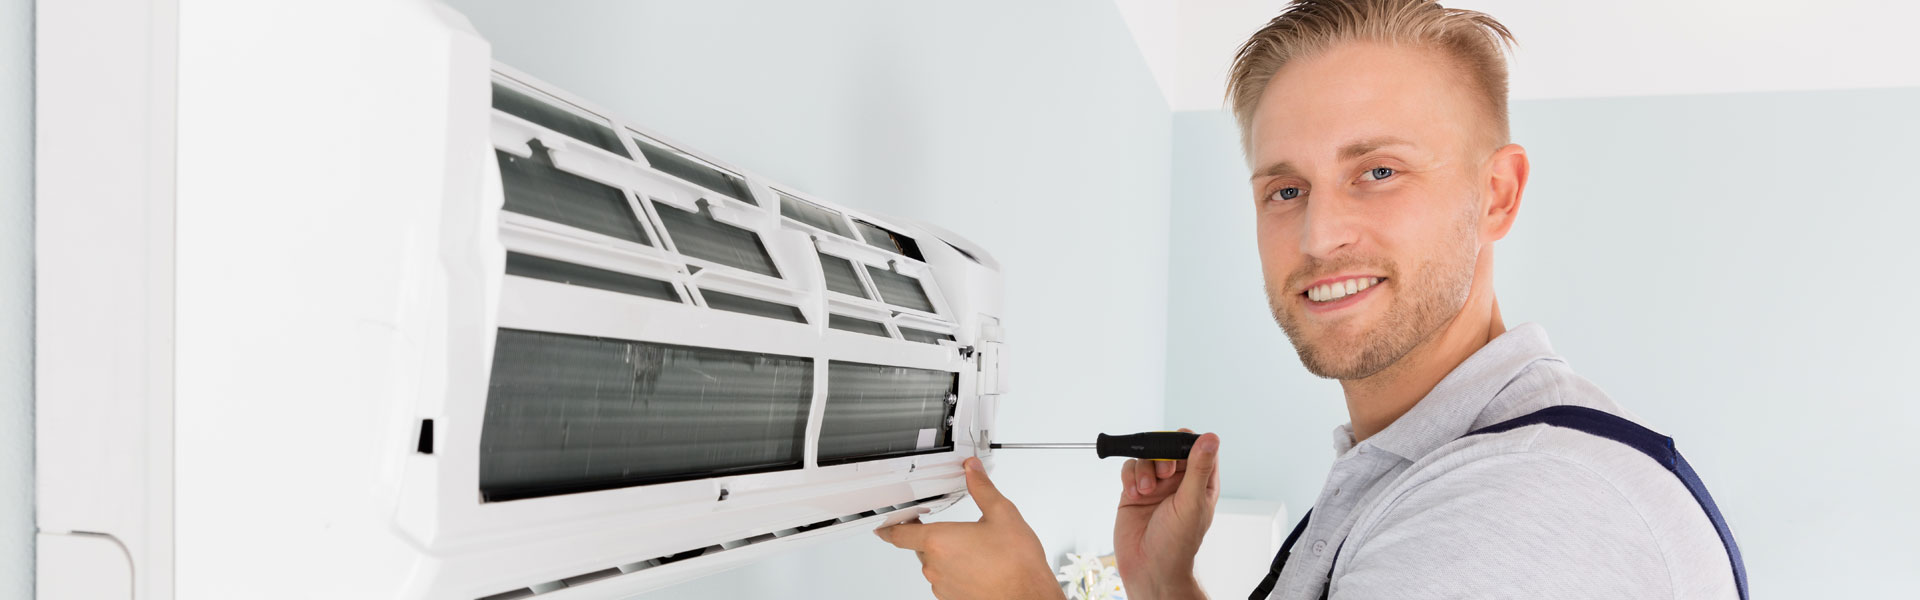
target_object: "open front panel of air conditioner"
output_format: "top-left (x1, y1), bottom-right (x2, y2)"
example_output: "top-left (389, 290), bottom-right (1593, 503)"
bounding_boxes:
top-left (424, 63), bottom-right (1006, 596)
top-left (33, 3), bottom-right (1008, 598)
top-left (412, 65), bottom-right (1012, 599)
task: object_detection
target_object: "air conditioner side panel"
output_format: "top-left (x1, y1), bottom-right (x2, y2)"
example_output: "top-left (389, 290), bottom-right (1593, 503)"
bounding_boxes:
top-left (37, 533), bottom-right (134, 600)
top-left (34, 0), bottom-right (178, 597)
top-left (172, 0), bottom-right (490, 596)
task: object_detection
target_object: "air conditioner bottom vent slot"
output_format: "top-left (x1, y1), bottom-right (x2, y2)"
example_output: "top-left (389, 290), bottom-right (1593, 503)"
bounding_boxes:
top-left (475, 493), bottom-right (956, 599)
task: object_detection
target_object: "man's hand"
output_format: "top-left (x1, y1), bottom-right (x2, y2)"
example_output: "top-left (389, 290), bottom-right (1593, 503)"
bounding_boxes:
top-left (1113, 429), bottom-right (1220, 600)
top-left (875, 457), bottom-right (1065, 600)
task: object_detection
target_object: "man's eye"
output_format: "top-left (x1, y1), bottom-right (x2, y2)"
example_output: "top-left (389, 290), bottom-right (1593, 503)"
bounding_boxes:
top-left (1361, 167), bottom-right (1395, 182)
top-left (1271, 187), bottom-right (1302, 202)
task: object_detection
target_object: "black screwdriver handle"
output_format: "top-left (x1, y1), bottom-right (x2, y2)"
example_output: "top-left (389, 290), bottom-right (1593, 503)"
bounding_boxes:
top-left (1096, 431), bottom-right (1201, 460)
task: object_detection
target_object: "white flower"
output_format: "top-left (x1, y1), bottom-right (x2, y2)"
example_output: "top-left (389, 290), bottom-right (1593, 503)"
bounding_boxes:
top-left (1056, 553), bottom-right (1127, 600)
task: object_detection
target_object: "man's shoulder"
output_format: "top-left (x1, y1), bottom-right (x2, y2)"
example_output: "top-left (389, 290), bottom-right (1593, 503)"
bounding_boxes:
top-left (1373, 419), bottom-right (1671, 531)
top-left (1401, 355), bottom-right (1664, 499)
top-left (1435, 358), bottom-right (1697, 513)
top-left (1333, 440), bottom-right (1686, 598)
top-left (1336, 390), bottom-right (1739, 598)
top-left (1382, 368), bottom-right (1712, 558)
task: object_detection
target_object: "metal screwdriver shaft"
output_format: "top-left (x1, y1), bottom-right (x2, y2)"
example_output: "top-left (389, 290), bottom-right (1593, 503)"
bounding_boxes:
top-left (989, 443), bottom-right (1095, 449)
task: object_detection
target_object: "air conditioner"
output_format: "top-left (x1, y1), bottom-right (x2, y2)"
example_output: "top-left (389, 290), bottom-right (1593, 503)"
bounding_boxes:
top-left (34, 1), bottom-right (1007, 598)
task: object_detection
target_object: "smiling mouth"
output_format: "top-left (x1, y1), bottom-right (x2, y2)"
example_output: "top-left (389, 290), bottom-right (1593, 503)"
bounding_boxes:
top-left (1304, 277), bottom-right (1385, 304)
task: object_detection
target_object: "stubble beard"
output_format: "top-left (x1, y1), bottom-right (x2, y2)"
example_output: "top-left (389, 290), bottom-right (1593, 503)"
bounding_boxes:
top-left (1267, 204), bottom-right (1480, 381)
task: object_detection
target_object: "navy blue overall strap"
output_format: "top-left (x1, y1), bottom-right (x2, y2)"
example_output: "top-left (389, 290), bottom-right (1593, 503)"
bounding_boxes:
top-left (1248, 508), bottom-right (1312, 600)
top-left (1248, 405), bottom-right (1748, 600)
top-left (1461, 404), bottom-right (1749, 600)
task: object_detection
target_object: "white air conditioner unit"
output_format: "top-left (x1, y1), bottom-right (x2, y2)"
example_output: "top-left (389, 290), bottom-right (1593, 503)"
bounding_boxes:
top-left (34, 1), bottom-right (1008, 598)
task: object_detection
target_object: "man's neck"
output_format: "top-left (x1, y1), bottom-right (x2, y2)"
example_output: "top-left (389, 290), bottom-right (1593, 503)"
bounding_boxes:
top-left (1341, 294), bottom-right (1507, 444)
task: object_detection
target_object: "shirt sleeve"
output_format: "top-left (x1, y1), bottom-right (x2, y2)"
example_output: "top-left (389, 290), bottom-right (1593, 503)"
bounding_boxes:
top-left (1330, 451), bottom-right (1676, 599)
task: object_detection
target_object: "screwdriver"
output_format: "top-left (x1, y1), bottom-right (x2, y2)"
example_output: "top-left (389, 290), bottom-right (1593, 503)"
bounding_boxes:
top-left (990, 431), bottom-right (1201, 461)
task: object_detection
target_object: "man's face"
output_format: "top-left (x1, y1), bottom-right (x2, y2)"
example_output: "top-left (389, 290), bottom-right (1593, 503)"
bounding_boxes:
top-left (1247, 42), bottom-right (1492, 380)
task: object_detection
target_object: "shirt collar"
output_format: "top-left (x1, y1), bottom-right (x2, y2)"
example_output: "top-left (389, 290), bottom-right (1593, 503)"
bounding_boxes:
top-left (1331, 323), bottom-right (1561, 461)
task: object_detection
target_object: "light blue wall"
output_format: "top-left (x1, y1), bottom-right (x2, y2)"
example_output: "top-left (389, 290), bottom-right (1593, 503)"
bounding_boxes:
top-left (1165, 108), bottom-right (1348, 523)
top-left (1166, 87), bottom-right (1920, 597)
top-left (1, 0), bottom-right (33, 597)
top-left (445, 1), bottom-right (1172, 597)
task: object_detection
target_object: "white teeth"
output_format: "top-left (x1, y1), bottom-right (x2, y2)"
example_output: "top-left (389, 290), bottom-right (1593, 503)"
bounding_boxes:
top-left (1308, 277), bottom-right (1381, 303)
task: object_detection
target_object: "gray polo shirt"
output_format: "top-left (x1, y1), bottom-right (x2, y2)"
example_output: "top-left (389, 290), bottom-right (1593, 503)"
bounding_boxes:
top-left (1262, 323), bottom-right (1740, 599)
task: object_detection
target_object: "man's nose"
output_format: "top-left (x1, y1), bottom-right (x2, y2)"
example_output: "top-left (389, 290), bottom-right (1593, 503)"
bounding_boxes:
top-left (1299, 189), bottom-right (1362, 259)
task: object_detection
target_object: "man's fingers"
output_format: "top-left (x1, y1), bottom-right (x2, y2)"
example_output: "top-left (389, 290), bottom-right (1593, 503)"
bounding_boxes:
top-left (874, 518), bottom-right (964, 553)
top-left (962, 457), bottom-right (1017, 519)
top-left (875, 520), bottom-right (931, 551)
top-left (1209, 452), bottom-right (1222, 490)
top-left (1174, 432), bottom-right (1221, 511)
top-left (1121, 457), bottom-right (1161, 496)
top-left (1122, 430), bottom-right (1211, 501)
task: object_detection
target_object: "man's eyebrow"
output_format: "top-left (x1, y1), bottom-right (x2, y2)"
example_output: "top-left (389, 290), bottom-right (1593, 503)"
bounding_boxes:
top-left (1338, 135), bottom-right (1415, 160)
top-left (1250, 136), bottom-right (1417, 181)
top-left (1251, 161), bottom-right (1302, 181)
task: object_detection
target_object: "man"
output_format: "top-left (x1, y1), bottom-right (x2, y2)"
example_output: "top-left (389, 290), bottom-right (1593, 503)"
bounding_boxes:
top-left (876, 1), bottom-right (1744, 598)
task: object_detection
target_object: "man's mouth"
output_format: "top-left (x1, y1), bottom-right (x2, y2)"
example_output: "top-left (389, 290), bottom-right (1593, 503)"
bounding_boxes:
top-left (1304, 276), bottom-right (1385, 304)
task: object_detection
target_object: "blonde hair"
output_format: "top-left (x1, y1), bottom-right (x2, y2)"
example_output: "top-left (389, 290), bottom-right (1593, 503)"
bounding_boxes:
top-left (1226, 0), bottom-right (1517, 154)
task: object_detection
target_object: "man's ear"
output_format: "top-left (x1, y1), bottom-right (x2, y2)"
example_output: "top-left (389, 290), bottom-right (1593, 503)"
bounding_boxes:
top-left (1481, 143), bottom-right (1529, 243)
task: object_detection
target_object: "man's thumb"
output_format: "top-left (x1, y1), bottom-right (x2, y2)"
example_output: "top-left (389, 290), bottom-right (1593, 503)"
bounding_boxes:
top-left (962, 457), bottom-right (1015, 518)
top-left (1176, 433), bottom-right (1221, 510)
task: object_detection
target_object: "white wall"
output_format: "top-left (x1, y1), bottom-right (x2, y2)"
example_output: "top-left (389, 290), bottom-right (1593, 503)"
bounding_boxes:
top-left (1, 0), bottom-right (34, 598)
top-left (1165, 86), bottom-right (1920, 598)
top-left (1449, 0), bottom-right (1920, 100)
top-left (443, 1), bottom-right (1173, 597)
top-left (1130, 0), bottom-right (1920, 111)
